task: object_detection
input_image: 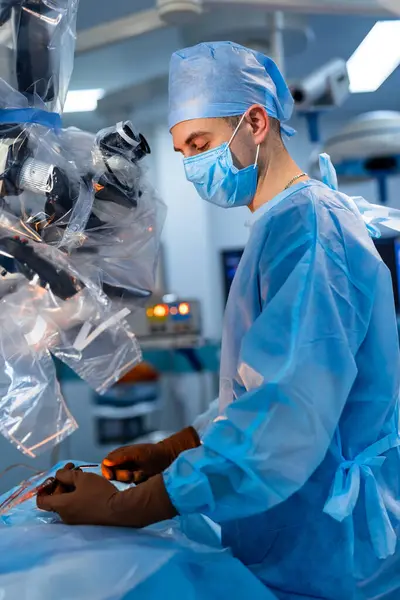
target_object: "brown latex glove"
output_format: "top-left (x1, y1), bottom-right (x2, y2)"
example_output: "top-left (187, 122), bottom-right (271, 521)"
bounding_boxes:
top-left (37, 462), bottom-right (77, 497)
top-left (37, 466), bottom-right (177, 527)
top-left (101, 426), bottom-right (200, 484)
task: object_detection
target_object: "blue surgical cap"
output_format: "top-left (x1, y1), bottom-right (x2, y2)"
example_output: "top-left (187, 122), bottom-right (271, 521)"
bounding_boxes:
top-left (168, 41), bottom-right (295, 137)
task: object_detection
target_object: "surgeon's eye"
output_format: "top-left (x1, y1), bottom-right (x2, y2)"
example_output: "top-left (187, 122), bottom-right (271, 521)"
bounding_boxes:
top-left (196, 142), bottom-right (210, 153)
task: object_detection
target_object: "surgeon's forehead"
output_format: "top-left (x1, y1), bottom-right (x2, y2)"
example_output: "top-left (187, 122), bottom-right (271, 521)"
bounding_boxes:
top-left (172, 117), bottom-right (232, 151)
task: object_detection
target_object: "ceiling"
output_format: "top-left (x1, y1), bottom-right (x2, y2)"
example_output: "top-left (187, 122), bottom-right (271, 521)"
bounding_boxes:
top-left (64, 0), bottom-right (400, 131)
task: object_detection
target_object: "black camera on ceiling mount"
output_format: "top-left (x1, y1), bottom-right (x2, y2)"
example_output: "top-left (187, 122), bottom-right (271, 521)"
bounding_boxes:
top-left (0, 119), bottom-right (151, 238)
top-left (0, 0), bottom-right (71, 103)
top-left (0, 1), bottom-right (154, 302)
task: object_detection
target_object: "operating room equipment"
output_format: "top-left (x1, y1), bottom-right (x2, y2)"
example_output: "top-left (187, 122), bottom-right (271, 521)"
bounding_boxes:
top-left (291, 59), bottom-right (350, 145)
top-left (221, 249), bottom-right (244, 303)
top-left (310, 111), bottom-right (400, 205)
top-left (319, 151), bottom-right (400, 235)
top-left (294, 67), bottom-right (400, 207)
top-left (291, 59), bottom-right (350, 112)
top-left (128, 298), bottom-right (202, 347)
top-left (0, 470), bottom-right (43, 516)
top-left (0, 234), bottom-right (83, 300)
top-left (0, 0), bottom-right (166, 457)
top-left (373, 236), bottom-right (400, 312)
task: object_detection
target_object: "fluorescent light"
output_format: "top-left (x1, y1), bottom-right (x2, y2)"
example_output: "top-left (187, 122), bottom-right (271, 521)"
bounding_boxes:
top-left (64, 89), bottom-right (105, 113)
top-left (347, 20), bottom-right (400, 93)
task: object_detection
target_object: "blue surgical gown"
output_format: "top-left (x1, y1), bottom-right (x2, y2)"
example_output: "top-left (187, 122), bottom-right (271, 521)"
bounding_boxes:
top-left (164, 179), bottom-right (400, 599)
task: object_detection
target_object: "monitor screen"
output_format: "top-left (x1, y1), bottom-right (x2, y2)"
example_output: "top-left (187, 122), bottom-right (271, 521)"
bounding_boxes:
top-left (373, 237), bottom-right (400, 311)
top-left (221, 248), bottom-right (244, 303)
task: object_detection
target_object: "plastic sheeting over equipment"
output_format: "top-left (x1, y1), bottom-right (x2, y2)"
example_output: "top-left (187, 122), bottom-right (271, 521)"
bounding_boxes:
top-left (0, 462), bottom-right (274, 600)
top-left (0, 0), bottom-right (166, 457)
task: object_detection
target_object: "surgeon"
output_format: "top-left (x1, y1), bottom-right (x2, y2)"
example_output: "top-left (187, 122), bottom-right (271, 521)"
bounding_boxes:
top-left (38, 42), bottom-right (400, 599)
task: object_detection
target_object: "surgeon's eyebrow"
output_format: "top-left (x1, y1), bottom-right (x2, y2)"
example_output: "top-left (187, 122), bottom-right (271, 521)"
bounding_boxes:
top-left (174, 130), bottom-right (209, 152)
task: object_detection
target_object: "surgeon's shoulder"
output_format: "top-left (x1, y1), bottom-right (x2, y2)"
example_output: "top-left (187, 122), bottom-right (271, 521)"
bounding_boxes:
top-left (260, 181), bottom-right (318, 234)
top-left (256, 179), bottom-right (381, 282)
top-left (257, 179), bottom-right (371, 248)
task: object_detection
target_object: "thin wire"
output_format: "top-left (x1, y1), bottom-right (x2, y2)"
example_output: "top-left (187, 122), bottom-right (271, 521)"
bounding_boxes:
top-left (0, 471), bottom-right (45, 514)
top-left (0, 463), bottom-right (43, 480)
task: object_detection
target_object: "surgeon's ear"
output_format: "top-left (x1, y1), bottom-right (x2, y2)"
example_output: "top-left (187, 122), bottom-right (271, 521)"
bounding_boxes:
top-left (246, 105), bottom-right (270, 145)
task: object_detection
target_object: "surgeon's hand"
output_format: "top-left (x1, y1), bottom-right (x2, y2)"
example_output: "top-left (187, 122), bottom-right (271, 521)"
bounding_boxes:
top-left (101, 426), bottom-right (200, 484)
top-left (37, 467), bottom-right (119, 525)
top-left (37, 466), bottom-right (177, 527)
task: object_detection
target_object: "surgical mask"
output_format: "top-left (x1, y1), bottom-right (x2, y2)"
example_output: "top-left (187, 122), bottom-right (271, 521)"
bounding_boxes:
top-left (183, 113), bottom-right (260, 208)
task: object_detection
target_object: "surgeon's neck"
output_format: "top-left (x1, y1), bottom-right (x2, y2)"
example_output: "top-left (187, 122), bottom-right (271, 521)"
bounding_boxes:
top-left (249, 148), bottom-right (308, 213)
